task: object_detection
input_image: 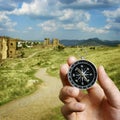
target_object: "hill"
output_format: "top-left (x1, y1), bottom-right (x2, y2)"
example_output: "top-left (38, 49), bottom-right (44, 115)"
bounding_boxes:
top-left (60, 38), bottom-right (120, 46)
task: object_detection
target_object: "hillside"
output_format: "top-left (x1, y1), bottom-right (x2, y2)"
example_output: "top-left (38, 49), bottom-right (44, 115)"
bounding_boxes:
top-left (60, 38), bottom-right (120, 46)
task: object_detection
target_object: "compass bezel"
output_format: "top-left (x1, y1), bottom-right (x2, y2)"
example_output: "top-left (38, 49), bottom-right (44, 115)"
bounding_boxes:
top-left (68, 60), bottom-right (97, 89)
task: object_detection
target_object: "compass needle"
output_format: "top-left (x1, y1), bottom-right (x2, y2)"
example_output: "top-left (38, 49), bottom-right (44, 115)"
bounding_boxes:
top-left (77, 68), bottom-right (89, 82)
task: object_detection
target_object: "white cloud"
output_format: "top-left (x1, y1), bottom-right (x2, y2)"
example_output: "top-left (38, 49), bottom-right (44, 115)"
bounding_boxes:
top-left (103, 8), bottom-right (120, 19)
top-left (103, 8), bottom-right (120, 32)
top-left (61, 21), bottom-right (107, 34)
top-left (59, 9), bottom-right (90, 22)
top-left (12, 0), bottom-right (48, 16)
top-left (59, 0), bottom-right (110, 5)
top-left (59, 0), bottom-right (120, 11)
top-left (0, 12), bottom-right (8, 22)
top-left (0, 0), bottom-right (17, 11)
top-left (59, 9), bottom-right (74, 21)
top-left (77, 0), bottom-right (95, 4)
top-left (0, 12), bottom-right (17, 32)
top-left (38, 20), bottom-right (57, 32)
top-left (28, 27), bottom-right (33, 30)
top-left (102, 0), bottom-right (120, 4)
top-left (76, 0), bottom-right (120, 5)
top-left (77, 22), bottom-right (107, 33)
top-left (62, 24), bottom-right (75, 30)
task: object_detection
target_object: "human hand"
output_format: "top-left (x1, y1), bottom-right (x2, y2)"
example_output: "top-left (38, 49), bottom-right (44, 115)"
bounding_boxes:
top-left (59, 56), bottom-right (120, 120)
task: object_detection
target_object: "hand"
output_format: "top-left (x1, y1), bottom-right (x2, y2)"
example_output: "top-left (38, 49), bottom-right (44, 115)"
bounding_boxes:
top-left (59, 56), bottom-right (120, 120)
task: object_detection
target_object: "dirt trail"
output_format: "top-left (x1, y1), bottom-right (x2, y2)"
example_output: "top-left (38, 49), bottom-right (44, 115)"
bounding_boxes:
top-left (0, 68), bottom-right (62, 120)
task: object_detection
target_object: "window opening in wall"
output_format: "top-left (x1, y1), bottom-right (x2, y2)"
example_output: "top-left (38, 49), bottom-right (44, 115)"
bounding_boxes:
top-left (11, 43), bottom-right (13, 46)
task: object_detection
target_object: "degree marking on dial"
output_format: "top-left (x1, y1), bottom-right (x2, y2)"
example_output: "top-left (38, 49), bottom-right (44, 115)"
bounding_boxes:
top-left (73, 73), bottom-right (75, 77)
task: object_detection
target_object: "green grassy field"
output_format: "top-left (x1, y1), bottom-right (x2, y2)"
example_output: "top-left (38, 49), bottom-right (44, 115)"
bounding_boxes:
top-left (0, 45), bottom-right (120, 119)
top-left (0, 47), bottom-right (43, 105)
top-left (47, 46), bottom-right (120, 84)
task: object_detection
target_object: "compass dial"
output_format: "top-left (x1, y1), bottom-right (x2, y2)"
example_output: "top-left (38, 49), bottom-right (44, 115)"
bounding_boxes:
top-left (68, 60), bottom-right (97, 89)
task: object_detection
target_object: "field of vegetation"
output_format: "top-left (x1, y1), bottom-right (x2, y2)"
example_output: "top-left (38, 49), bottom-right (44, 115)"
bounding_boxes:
top-left (41, 46), bottom-right (120, 119)
top-left (0, 45), bottom-right (120, 119)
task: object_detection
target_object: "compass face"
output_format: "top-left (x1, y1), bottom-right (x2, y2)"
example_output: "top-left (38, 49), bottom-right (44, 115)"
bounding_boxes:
top-left (68, 60), bottom-right (97, 89)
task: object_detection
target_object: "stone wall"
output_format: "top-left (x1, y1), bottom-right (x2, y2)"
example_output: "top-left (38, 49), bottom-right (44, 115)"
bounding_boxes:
top-left (0, 38), bottom-right (8, 60)
top-left (43, 38), bottom-right (60, 47)
top-left (44, 38), bottom-right (50, 46)
top-left (52, 38), bottom-right (59, 47)
top-left (7, 38), bottom-right (17, 58)
top-left (0, 37), bottom-right (17, 60)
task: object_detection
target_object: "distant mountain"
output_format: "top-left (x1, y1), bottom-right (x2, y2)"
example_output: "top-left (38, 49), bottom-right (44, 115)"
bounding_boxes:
top-left (60, 38), bottom-right (120, 46)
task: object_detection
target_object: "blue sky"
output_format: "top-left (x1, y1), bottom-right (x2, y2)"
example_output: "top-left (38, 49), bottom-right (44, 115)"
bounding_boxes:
top-left (0, 0), bottom-right (120, 40)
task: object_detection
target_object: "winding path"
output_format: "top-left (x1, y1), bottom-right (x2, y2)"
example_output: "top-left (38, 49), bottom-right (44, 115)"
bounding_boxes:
top-left (0, 68), bottom-right (62, 120)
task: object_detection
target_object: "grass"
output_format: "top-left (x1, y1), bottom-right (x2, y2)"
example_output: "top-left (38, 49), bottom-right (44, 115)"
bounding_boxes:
top-left (0, 48), bottom-right (43, 105)
top-left (46, 46), bottom-right (120, 86)
top-left (0, 67), bottom-right (42, 105)
top-left (0, 45), bottom-right (120, 119)
top-left (40, 106), bottom-right (64, 120)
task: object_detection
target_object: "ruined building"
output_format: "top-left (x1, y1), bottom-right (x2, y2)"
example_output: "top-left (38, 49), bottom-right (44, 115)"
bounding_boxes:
top-left (52, 38), bottom-right (60, 47)
top-left (0, 37), bottom-right (18, 60)
top-left (43, 38), bottom-right (60, 47)
top-left (7, 38), bottom-right (17, 58)
top-left (0, 37), bottom-right (8, 60)
top-left (44, 38), bottom-right (50, 46)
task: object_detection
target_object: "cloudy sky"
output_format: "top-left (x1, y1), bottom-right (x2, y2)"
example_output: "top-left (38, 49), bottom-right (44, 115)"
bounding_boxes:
top-left (0, 0), bottom-right (120, 40)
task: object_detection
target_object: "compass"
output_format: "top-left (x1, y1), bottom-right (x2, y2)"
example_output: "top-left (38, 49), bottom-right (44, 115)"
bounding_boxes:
top-left (68, 59), bottom-right (97, 89)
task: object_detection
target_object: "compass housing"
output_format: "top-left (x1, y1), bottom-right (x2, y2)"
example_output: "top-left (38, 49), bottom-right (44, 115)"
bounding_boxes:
top-left (68, 60), bottom-right (97, 89)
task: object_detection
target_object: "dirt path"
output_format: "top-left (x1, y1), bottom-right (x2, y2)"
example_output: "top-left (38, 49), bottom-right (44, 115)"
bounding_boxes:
top-left (27, 51), bottom-right (39, 59)
top-left (0, 68), bottom-right (63, 120)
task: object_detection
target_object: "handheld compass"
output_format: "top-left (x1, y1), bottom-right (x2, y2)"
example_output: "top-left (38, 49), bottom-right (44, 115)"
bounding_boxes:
top-left (68, 59), bottom-right (97, 89)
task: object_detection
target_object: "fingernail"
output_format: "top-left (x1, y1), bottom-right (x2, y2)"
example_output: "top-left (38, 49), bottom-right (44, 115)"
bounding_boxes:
top-left (61, 64), bottom-right (69, 71)
top-left (67, 87), bottom-right (79, 96)
top-left (67, 87), bottom-right (74, 94)
top-left (99, 65), bottom-right (104, 70)
top-left (75, 103), bottom-right (85, 110)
